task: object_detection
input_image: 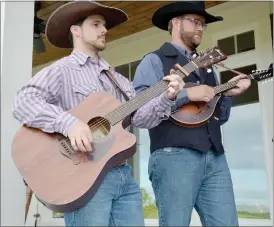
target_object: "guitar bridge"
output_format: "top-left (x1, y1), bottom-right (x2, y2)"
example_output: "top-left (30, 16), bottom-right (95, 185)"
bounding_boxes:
top-left (59, 139), bottom-right (84, 165)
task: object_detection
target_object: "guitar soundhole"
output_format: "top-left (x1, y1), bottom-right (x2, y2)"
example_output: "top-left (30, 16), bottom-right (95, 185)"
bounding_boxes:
top-left (89, 116), bottom-right (111, 140)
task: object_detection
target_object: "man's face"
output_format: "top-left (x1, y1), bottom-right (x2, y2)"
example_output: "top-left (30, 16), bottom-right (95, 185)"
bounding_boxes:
top-left (176, 14), bottom-right (207, 50)
top-left (76, 15), bottom-right (108, 51)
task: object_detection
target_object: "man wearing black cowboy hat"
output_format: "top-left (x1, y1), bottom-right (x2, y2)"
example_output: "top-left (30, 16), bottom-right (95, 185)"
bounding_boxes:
top-left (133, 1), bottom-right (251, 226)
top-left (12, 0), bottom-right (186, 226)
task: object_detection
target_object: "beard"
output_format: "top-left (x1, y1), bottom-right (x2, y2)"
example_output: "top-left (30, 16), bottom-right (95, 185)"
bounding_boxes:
top-left (82, 35), bottom-right (106, 51)
top-left (180, 27), bottom-right (202, 50)
top-left (94, 36), bottom-right (106, 51)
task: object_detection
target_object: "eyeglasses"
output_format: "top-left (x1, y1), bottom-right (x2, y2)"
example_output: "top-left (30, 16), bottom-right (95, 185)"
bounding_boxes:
top-left (180, 17), bottom-right (207, 29)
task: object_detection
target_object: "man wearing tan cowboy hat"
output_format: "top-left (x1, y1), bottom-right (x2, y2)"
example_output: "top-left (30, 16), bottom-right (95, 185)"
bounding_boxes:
top-left (133, 1), bottom-right (251, 226)
top-left (12, 0), bottom-right (185, 226)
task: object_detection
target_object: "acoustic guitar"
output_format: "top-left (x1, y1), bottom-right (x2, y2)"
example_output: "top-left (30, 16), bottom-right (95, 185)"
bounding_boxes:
top-left (170, 68), bottom-right (273, 127)
top-left (11, 46), bottom-right (226, 213)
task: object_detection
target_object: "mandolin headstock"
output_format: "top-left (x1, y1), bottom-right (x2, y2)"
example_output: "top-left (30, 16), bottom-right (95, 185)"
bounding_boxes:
top-left (250, 69), bottom-right (273, 83)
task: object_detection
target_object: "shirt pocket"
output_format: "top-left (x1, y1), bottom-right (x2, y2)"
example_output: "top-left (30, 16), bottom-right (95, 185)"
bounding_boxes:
top-left (72, 83), bottom-right (98, 97)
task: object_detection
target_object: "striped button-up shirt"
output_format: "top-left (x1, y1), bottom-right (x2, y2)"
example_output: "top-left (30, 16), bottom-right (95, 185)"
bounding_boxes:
top-left (12, 49), bottom-right (174, 136)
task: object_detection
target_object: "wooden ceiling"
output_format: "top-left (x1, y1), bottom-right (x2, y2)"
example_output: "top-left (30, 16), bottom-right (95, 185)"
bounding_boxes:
top-left (33, 1), bottom-right (225, 67)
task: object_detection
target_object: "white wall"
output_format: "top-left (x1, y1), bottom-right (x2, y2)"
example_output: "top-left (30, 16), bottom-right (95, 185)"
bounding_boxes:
top-left (1, 2), bottom-right (5, 64)
top-left (1, 1), bottom-right (34, 226)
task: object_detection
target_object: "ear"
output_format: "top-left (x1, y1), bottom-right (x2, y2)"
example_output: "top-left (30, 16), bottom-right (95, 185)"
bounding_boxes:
top-left (70, 25), bottom-right (81, 38)
top-left (172, 17), bottom-right (181, 32)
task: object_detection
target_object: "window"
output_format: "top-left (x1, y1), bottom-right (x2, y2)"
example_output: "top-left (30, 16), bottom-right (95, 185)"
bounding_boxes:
top-left (217, 30), bottom-right (255, 56)
top-left (222, 103), bottom-right (270, 220)
top-left (217, 36), bottom-right (235, 56)
top-left (114, 60), bottom-right (141, 81)
top-left (130, 60), bottom-right (141, 80)
top-left (115, 64), bottom-right (130, 80)
top-left (220, 64), bottom-right (270, 220)
top-left (220, 64), bottom-right (259, 106)
top-left (236, 31), bottom-right (255, 53)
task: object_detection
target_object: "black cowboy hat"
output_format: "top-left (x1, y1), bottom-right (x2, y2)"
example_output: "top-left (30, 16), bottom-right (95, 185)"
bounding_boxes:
top-left (152, 1), bottom-right (223, 31)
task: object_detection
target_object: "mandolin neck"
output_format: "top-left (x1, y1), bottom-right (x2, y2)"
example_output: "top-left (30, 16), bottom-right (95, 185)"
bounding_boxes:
top-left (213, 74), bottom-right (253, 94)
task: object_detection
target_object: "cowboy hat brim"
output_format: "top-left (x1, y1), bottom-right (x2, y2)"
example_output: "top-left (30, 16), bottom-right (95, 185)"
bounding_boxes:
top-left (152, 2), bottom-right (223, 31)
top-left (45, 1), bottom-right (128, 48)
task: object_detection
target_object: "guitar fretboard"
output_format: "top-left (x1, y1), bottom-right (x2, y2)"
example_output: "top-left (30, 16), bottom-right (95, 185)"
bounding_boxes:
top-left (106, 61), bottom-right (197, 125)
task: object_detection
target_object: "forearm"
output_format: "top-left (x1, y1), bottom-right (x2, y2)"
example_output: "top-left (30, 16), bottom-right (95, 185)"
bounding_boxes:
top-left (12, 92), bottom-right (77, 136)
top-left (171, 88), bottom-right (189, 112)
top-left (131, 93), bottom-right (175, 129)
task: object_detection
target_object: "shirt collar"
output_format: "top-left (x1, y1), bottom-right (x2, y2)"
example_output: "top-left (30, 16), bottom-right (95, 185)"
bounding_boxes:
top-left (170, 42), bottom-right (198, 60)
top-left (70, 49), bottom-right (110, 71)
top-left (71, 49), bottom-right (89, 65)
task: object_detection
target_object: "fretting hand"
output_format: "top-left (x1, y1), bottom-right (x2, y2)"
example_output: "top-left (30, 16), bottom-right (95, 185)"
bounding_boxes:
top-left (223, 74), bottom-right (251, 97)
top-left (163, 69), bottom-right (185, 100)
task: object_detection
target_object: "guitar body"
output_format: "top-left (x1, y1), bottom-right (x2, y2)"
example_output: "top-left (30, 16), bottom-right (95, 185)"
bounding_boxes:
top-left (11, 91), bottom-right (136, 213)
top-left (170, 83), bottom-right (221, 127)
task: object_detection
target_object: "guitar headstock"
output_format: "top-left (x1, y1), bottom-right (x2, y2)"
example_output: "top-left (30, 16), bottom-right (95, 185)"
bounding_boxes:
top-left (193, 46), bottom-right (227, 69)
top-left (250, 69), bottom-right (273, 83)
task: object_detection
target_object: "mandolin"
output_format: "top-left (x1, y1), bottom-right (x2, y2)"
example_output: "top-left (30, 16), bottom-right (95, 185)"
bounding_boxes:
top-left (11, 46), bottom-right (227, 213)
top-left (170, 68), bottom-right (273, 127)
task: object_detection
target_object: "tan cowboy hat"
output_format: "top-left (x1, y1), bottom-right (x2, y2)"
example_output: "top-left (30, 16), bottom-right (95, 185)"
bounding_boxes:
top-left (45, 0), bottom-right (128, 48)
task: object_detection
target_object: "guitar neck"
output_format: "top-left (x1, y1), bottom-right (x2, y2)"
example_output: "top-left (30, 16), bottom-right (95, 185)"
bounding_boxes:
top-left (213, 74), bottom-right (253, 94)
top-left (106, 61), bottom-right (198, 125)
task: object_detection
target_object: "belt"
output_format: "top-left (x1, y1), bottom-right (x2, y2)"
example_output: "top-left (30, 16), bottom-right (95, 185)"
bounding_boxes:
top-left (115, 160), bottom-right (126, 167)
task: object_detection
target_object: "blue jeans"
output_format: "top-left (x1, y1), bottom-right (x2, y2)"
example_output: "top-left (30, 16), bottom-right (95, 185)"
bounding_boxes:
top-left (64, 165), bottom-right (145, 226)
top-left (148, 147), bottom-right (238, 226)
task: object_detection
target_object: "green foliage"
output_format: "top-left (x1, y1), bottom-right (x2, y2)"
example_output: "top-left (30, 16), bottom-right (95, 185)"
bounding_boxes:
top-left (140, 187), bottom-right (271, 220)
top-left (237, 211), bottom-right (270, 219)
top-left (141, 187), bottom-right (158, 218)
top-left (53, 212), bottom-right (64, 218)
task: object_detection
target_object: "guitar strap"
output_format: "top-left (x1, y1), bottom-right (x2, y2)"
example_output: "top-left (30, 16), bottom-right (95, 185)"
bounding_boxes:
top-left (104, 70), bottom-right (133, 129)
top-left (104, 70), bottom-right (130, 102)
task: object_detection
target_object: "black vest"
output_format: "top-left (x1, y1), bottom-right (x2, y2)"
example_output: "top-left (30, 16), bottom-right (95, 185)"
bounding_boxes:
top-left (148, 42), bottom-right (225, 154)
